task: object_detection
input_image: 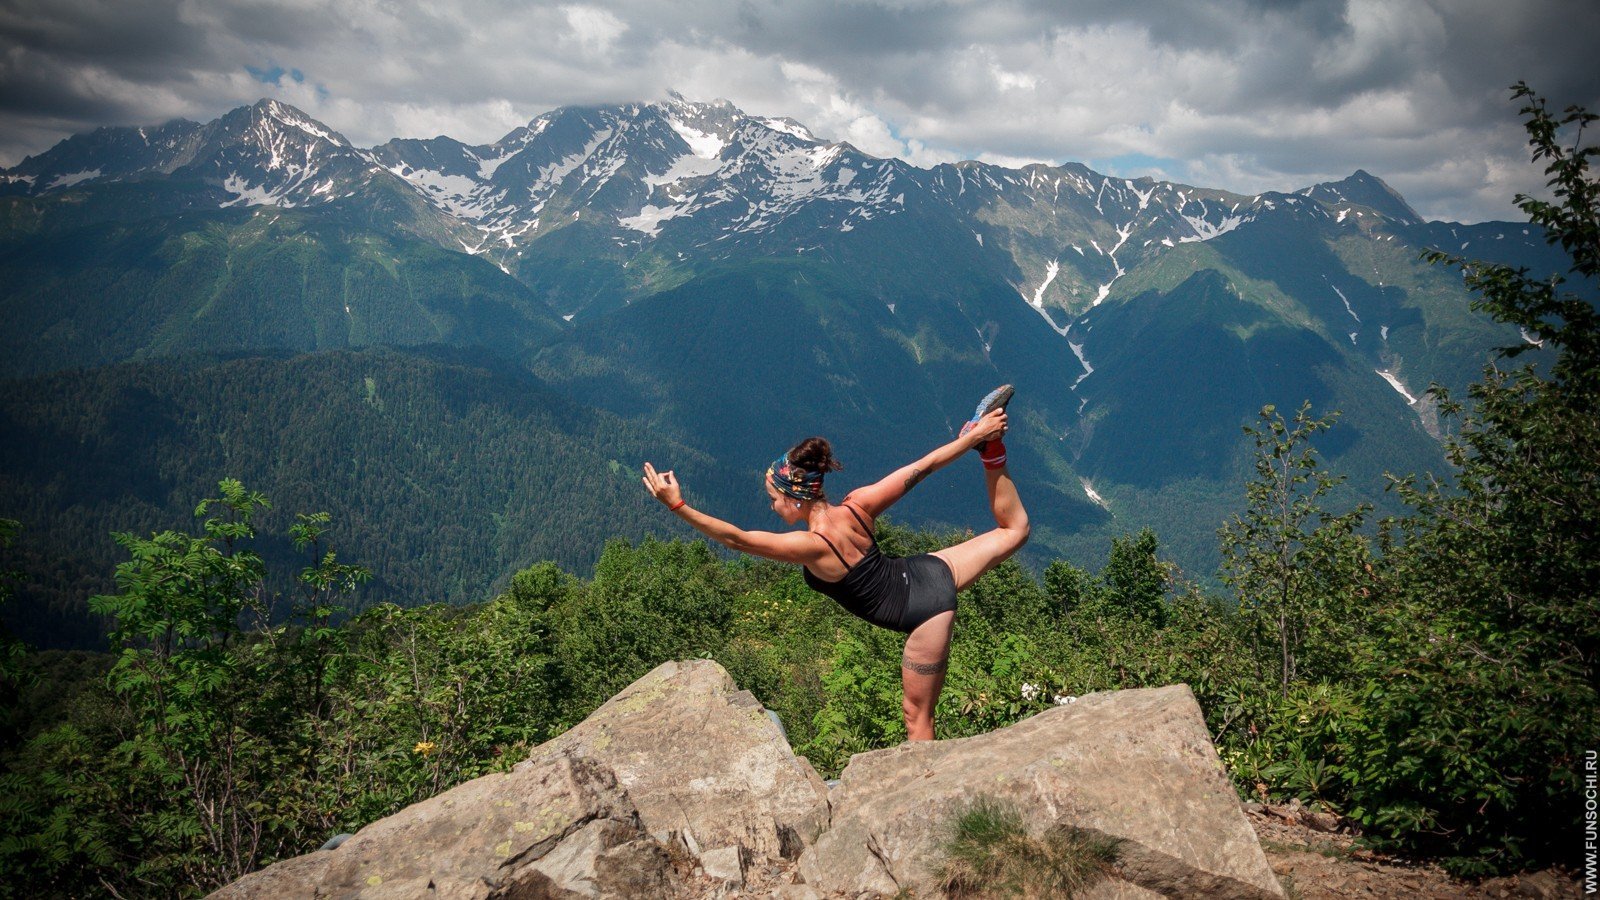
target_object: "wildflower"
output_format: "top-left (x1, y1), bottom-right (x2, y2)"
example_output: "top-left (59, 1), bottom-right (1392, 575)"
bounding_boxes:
top-left (1020, 682), bottom-right (1040, 701)
top-left (413, 741), bottom-right (437, 757)
top-left (1053, 694), bottom-right (1077, 705)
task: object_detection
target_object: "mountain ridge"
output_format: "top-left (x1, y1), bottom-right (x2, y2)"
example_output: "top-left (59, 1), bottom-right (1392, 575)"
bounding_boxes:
top-left (2, 94), bottom-right (1567, 643)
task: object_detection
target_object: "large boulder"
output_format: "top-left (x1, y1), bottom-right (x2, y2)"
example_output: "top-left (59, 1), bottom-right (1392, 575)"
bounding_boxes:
top-left (210, 751), bottom-right (668, 899)
top-left (797, 684), bottom-right (1286, 899)
top-left (209, 659), bottom-right (829, 899)
top-left (521, 659), bottom-right (831, 863)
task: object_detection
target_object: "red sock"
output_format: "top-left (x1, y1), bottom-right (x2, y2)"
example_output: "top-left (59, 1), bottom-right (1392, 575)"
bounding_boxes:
top-left (980, 438), bottom-right (1007, 469)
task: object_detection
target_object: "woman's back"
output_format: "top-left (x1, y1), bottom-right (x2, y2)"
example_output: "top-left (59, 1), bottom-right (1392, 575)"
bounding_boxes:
top-left (804, 498), bottom-right (876, 582)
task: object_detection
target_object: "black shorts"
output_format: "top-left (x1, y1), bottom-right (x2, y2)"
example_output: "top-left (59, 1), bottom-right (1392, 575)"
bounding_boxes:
top-left (894, 554), bottom-right (958, 633)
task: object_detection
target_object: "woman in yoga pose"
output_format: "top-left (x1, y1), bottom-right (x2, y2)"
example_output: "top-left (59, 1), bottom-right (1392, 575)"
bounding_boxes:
top-left (640, 386), bottom-right (1028, 741)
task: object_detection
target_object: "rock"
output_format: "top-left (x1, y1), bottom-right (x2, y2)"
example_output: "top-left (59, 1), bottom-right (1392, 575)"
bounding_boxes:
top-left (698, 846), bottom-right (745, 886)
top-left (1300, 810), bottom-right (1342, 833)
top-left (797, 684), bottom-right (1285, 899)
top-left (1482, 869), bottom-right (1582, 898)
top-left (209, 752), bottom-right (668, 899)
top-left (520, 659), bottom-right (830, 863)
top-left (207, 850), bottom-right (334, 899)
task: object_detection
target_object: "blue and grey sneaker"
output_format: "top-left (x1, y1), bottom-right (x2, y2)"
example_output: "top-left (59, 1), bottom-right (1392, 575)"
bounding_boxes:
top-left (959, 384), bottom-right (1014, 450)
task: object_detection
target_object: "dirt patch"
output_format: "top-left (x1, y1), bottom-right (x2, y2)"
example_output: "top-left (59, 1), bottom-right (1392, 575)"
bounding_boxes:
top-left (1248, 802), bottom-right (1581, 899)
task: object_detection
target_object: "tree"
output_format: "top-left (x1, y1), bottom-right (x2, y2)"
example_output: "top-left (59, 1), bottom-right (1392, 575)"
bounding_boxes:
top-left (1354, 82), bottom-right (1600, 874)
top-left (1100, 529), bottom-right (1171, 627)
top-left (1415, 81), bottom-right (1599, 672)
top-left (1219, 403), bottom-right (1372, 696)
top-left (0, 519), bottom-right (27, 751)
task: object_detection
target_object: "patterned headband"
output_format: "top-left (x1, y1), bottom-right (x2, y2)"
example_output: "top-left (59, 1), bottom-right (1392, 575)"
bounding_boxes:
top-left (767, 452), bottom-right (823, 502)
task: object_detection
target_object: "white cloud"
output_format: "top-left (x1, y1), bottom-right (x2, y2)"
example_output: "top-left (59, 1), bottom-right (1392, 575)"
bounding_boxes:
top-left (561, 5), bottom-right (627, 53)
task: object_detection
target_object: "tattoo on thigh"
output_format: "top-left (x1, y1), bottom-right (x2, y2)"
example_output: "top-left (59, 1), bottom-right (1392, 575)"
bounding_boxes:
top-left (902, 655), bottom-right (948, 676)
top-left (904, 467), bottom-right (927, 491)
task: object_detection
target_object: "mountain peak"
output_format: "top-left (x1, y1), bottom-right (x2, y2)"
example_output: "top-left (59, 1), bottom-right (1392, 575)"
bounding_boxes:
top-left (225, 99), bottom-right (350, 148)
top-left (1302, 169), bottom-right (1420, 225)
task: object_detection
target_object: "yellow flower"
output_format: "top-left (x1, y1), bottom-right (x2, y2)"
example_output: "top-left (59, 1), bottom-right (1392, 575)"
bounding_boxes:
top-left (413, 741), bottom-right (437, 757)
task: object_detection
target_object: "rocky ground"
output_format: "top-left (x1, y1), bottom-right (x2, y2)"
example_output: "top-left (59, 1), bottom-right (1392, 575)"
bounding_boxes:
top-left (1248, 801), bottom-right (1580, 899)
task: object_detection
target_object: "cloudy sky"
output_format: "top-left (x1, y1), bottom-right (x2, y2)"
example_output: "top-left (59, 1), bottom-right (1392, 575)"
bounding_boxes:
top-left (1, 0), bottom-right (1595, 222)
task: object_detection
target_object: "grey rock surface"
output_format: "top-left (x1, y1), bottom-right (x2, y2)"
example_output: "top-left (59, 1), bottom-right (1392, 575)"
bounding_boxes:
top-left (210, 659), bottom-right (828, 899)
top-left (797, 684), bottom-right (1285, 899)
top-left (520, 659), bottom-right (831, 862)
top-left (209, 752), bottom-right (661, 899)
top-left (212, 665), bottom-right (1283, 899)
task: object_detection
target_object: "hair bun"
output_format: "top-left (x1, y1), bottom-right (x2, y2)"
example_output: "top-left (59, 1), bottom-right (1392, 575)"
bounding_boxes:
top-left (788, 437), bottom-right (843, 474)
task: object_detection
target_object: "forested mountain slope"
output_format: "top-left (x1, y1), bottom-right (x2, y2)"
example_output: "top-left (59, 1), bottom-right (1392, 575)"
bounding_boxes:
top-left (0, 349), bottom-right (715, 648)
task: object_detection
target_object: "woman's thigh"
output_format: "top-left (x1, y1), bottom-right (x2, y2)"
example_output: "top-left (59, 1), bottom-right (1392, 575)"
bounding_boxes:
top-left (901, 608), bottom-right (955, 705)
top-left (931, 529), bottom-right (1022, 593)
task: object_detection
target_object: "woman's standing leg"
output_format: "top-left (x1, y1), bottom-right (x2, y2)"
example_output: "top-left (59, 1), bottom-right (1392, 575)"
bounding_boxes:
top-left (900, 459), bottom-right (1028, 740)
top-left (901, 609), bottom-right (955, 740)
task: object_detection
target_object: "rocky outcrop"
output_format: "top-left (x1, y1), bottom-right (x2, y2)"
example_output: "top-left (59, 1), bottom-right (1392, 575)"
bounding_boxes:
top-left (212, 665), bottom-right (1283, 899)
top-left (210, 659), bottom-right (829, 898)
top-left (212, 751), bottom-right (666, 899)
top-left (521, 658), bottom-right (831, 862)
top-left (798, 684), bottom-right (1285, 899)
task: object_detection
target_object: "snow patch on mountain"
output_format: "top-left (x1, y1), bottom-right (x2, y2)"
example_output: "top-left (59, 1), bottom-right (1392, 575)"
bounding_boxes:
top-left (221, 174), bottom-right (284, 207)
top-left (47, 169), bottom-right (102, 190)
top-left (1032, 260), bottom-right (1059, 309)
top-left (1069, 337), bottom-right (1094, 386)
top-left (1081, 478), bottom-right (1110, 510)
top-left (758, 118), bottom-right (815, 141)
top-left (1327, 280), bottom-right (1360, 324)
top-left (646, 151), bottom-right (723, 186)
top-left (1376, 370), bottom-right (1418, 404)
top-left (477, 151), bottom-right (517, 180)
top-left (264, 101), bottom-right (347, 146)
top-left (668, 120), bottom-right (726, 159)
top-left (619, 203), bottom-right (692, 236)
top-left (1179, 206), bottom-right (1248, 243)
top-left (1093, 223), bottom-right (1134, 306)
top-left (395, 168), bottom-right (483, 217)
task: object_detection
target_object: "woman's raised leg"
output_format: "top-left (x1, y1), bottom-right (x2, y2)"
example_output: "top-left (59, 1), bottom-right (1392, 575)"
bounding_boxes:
top-left (930, 461), bottom-right (1029, 592)
top-left (901, 609), bottom-right (955, 740)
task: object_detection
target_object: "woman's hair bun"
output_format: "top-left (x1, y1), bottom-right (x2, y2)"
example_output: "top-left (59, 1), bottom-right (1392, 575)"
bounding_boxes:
top-left (789, 437), bottom-right (843, 474)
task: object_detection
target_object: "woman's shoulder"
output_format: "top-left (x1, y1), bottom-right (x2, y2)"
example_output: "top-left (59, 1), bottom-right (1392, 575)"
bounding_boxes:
top-left (835, 495), bottom-right (876, 530)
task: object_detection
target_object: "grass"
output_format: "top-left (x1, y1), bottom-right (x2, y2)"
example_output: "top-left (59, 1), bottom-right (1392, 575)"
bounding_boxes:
top-left (936, 796), bottom-right (1122, 899)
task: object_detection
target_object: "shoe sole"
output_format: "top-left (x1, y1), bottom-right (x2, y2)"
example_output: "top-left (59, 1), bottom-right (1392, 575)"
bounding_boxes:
top-left (966, 384), bottom-right (1014, 451)
top-left (971, 384), bottom-right (1015, 421)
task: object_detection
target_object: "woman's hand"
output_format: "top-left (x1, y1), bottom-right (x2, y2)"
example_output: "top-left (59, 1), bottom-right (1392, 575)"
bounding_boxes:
top-left (641, 462), bottom-right (684, 508)
top-left (963, 408), bottom-right (1008, 450)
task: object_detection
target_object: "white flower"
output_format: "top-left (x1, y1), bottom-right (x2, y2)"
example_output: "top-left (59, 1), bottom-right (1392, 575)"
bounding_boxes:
top-left (1053, 695), bottom-right (1077, 705)
top-left (1020, 682), bottom-right (1040, 701)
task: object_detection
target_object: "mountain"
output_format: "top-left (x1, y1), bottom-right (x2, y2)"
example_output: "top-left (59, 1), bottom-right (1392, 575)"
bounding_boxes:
top-left (1, 95), bottom-right (1571, 645)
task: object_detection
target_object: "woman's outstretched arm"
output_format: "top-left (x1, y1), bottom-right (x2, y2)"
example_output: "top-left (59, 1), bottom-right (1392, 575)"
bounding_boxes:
top-left (846, 408), bottom-right (1007, 518)
top-left (641, 462), bottom-right (819, 565)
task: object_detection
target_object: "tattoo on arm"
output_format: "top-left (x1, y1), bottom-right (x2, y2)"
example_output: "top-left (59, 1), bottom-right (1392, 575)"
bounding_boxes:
top-left (902, 655), bottom-right (949, 676)
top-left (903, 467), bottom-right (928, 491)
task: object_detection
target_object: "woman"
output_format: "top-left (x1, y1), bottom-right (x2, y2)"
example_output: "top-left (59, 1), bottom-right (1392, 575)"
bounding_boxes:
top-left (640, 386), bottom-right (1028, 741)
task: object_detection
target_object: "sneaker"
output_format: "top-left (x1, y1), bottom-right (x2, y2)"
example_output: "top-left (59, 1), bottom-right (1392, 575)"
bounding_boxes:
top-left (960, 384), bottom-right (1014, 450)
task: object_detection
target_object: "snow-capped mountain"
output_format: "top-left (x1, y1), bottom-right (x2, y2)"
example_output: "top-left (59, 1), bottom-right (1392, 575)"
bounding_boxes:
top-left (3, 93), bottom-right (1569, 584)
top-left (2, 100), bottom-right (381, 209)
top-left (1, 95), bottom-right (1457, 319)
